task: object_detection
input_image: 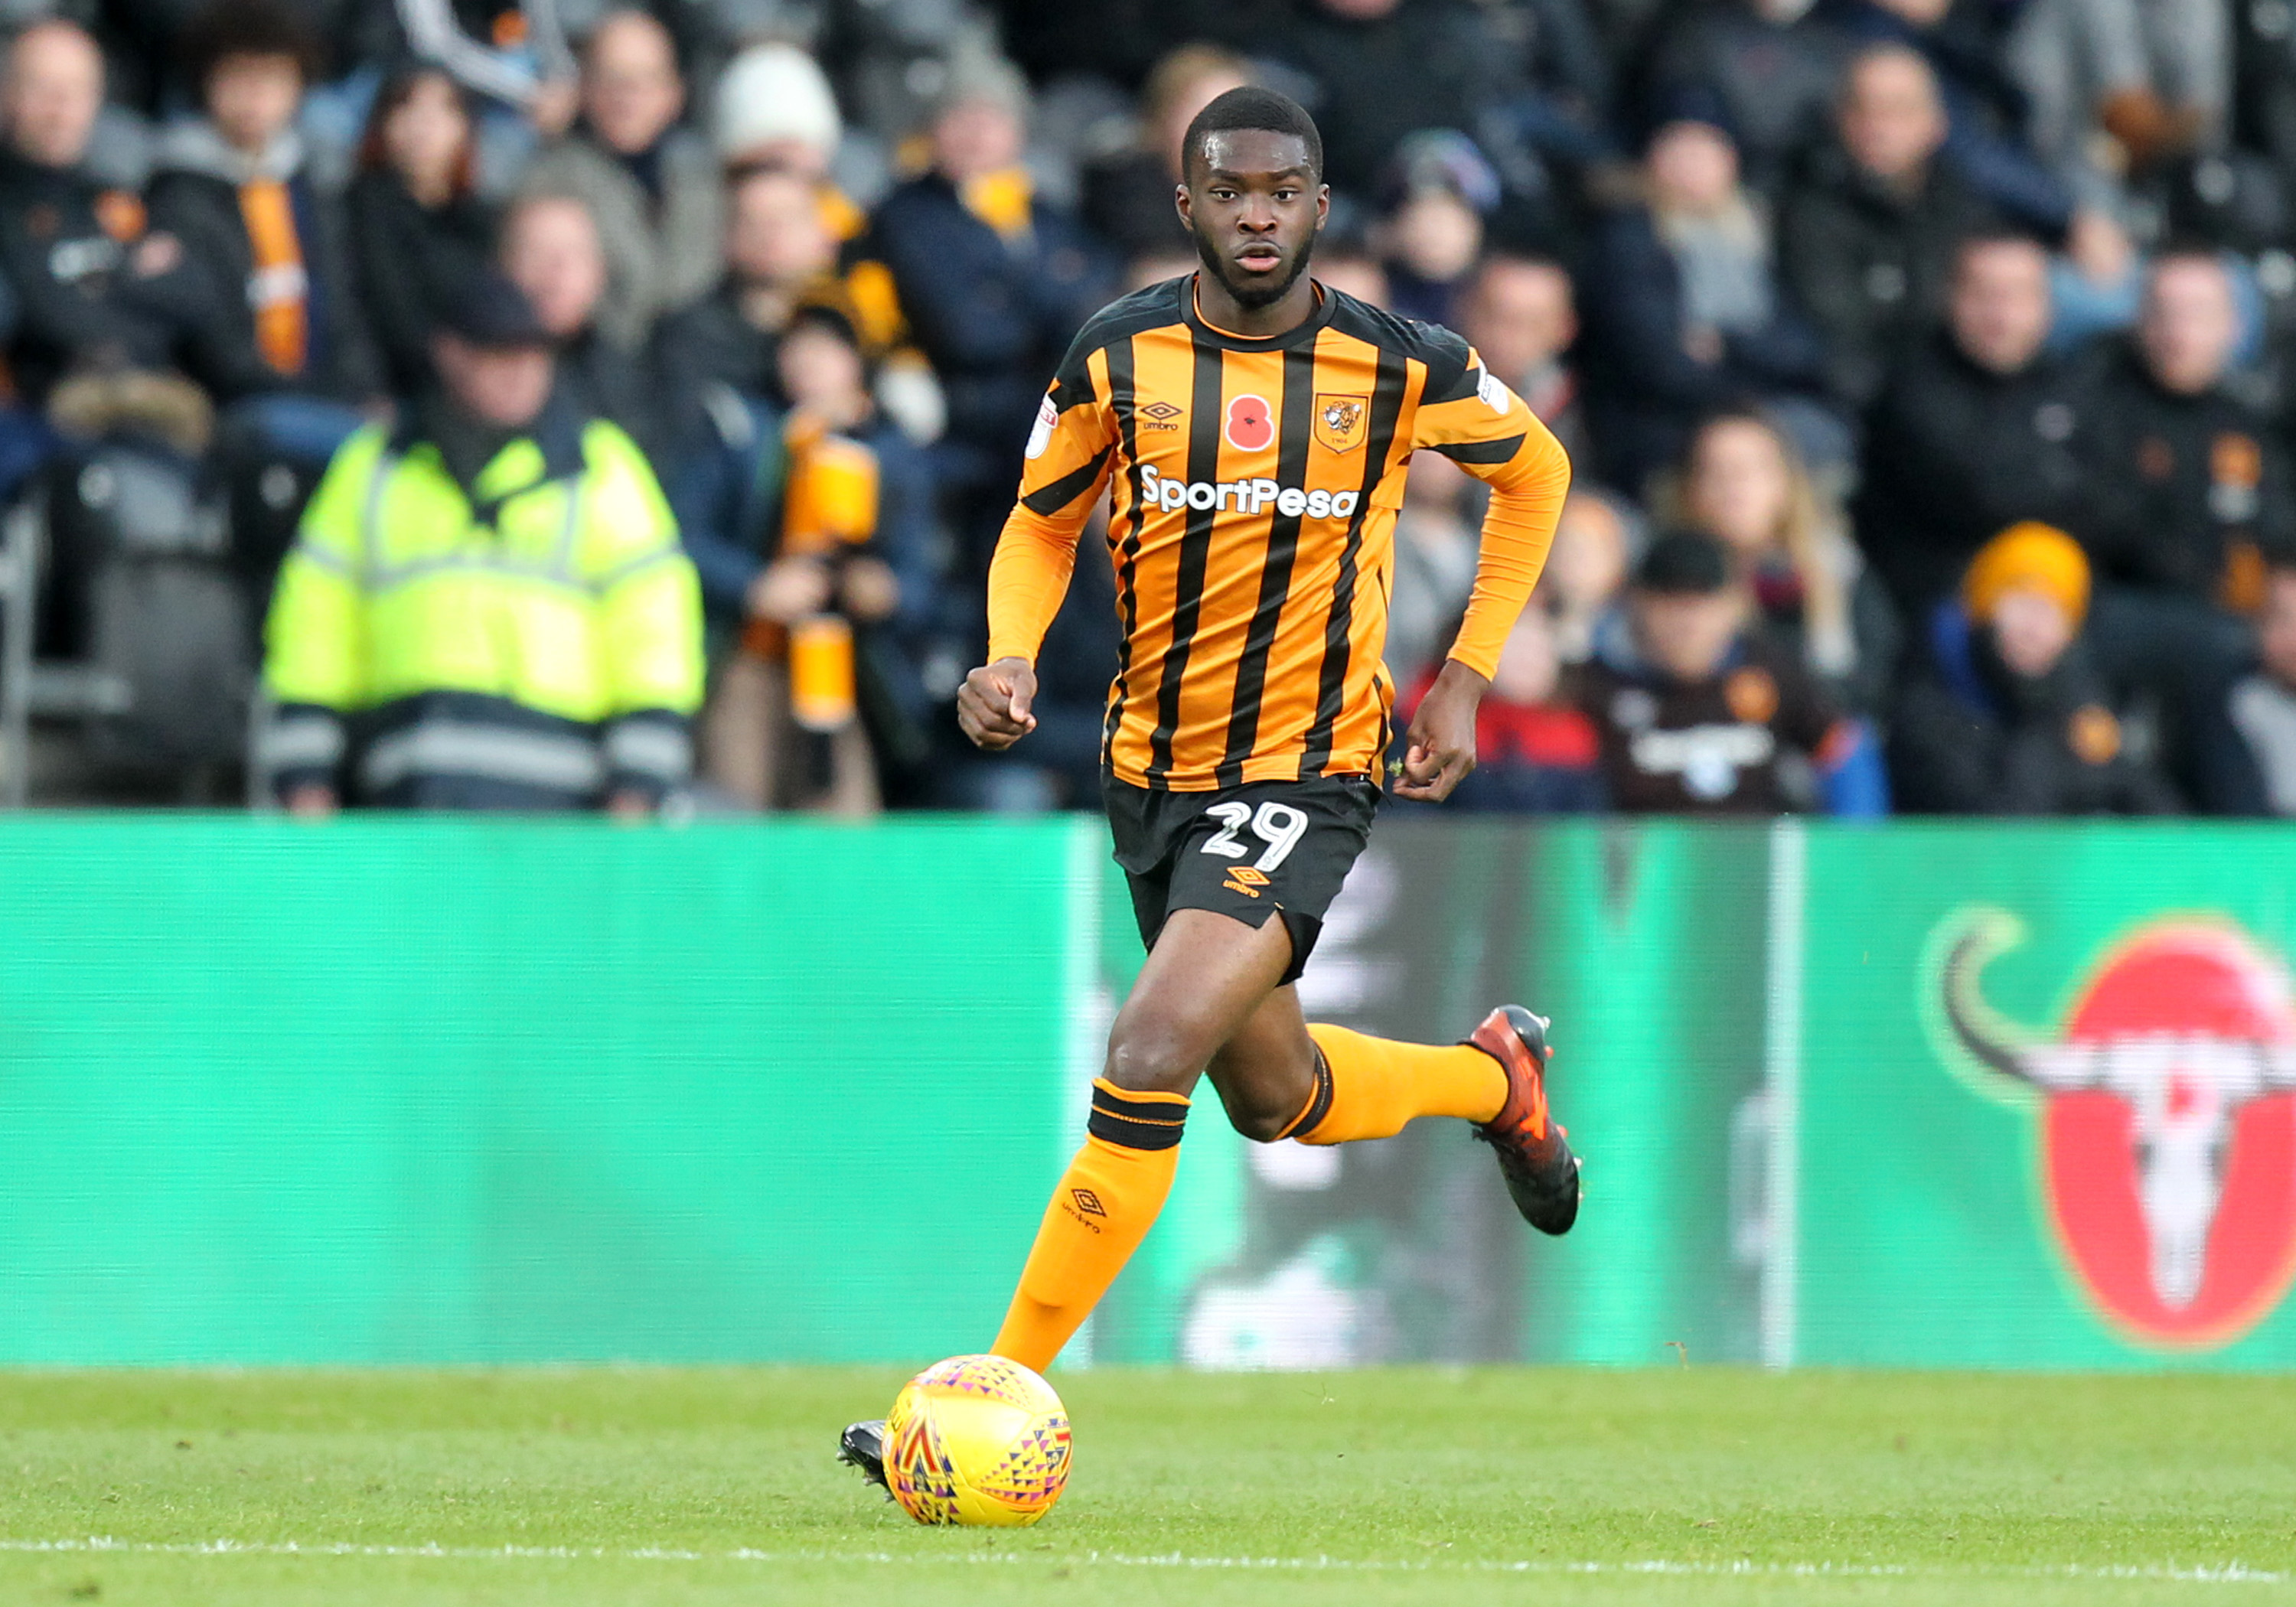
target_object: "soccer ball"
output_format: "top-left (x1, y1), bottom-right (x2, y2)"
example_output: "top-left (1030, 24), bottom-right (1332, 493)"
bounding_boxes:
top-left (882, 1354), bottom-right (1072, 1526)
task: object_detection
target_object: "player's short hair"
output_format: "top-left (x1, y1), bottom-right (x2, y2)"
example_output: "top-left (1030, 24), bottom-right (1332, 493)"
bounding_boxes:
top-left (1182, 86), bottom-right (1322, 184)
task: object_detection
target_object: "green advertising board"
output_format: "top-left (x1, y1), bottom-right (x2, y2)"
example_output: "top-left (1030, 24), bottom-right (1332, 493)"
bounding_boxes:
top-left (2, 815), bottom-right (2294, 1370)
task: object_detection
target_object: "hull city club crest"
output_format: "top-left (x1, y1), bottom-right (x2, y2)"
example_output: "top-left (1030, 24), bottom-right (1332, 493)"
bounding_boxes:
top-left (1313, 394), bottom-right (1368, 454)
top-left (1929, 911), bottom-right (2296, 1348)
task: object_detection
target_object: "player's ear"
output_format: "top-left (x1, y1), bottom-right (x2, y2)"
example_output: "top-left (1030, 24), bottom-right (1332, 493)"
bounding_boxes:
top-left (1174, 175), bottom-right (1194, 228)
top-left (1313, 184), bottom-right (1330, 230)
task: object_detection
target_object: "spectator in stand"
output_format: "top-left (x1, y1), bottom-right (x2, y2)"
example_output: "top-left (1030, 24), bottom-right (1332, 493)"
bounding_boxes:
top-left (1782, 43), bottom-right (1997, 409)
top-left (1643, 0), bottom-right (1847, 199)
top-left (1891, 521), bottom-right (2180, 813)
top-left (1375, 131), bottom-right (1496, 328)
top-left (2217, 551), bottom-right (2296, 814)
top-left (1819, 0), bottom-right (2075, 234)
top-left (2007, 0), bottom-right (2228, 205)
top-left (262, 270), bottom-right (703, 814)
top-left (148, 0), bottom-right (381, 416)
top-left (1542, 488), bottom-right (1636, 662)
top-left (1385, 451), bottom-right (1482, 692)
top-left (1570, 530), bottom-right (1886, 813)
top-left (1401, 602), bottom-right (1605, 813)
top-left (1854, 230), bottom-right (2092, 615)
top-left (649, 164), bottom-right (837, 460)
top-left (2077, 249), bottom-right (2288, 615)
top-left (710, 44), bottom-right (861, 243)
top-left (522, 8), bottom-right (719, 350)
top-left (1461, 253), bottom-right (1590, 470)
top-left (1082, 44), bottom-right (1250, 262)
top-left (859, 56), bottom-right (1107, 572)
top-left (677, 302), bottom-right (928, 814)
top-left (1307, 243), bottom-right (1388, 307)
top-left (0, 20), bottom-right (236, 432)
top-left (1584, 115), bottom-right (1825, 490)
top-left (1654, 406), bottom-right (1898, 711)
top-left (348, 66), bottom-right (497, 399)
top-left (499, 191), bottom-right (656, 451)
top-left (1260, 0), bottom-right (1538, 203)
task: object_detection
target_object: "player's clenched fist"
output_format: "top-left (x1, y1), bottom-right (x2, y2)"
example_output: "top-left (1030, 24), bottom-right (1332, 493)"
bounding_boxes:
top-left (957, 657), bottom-right (1040, 750)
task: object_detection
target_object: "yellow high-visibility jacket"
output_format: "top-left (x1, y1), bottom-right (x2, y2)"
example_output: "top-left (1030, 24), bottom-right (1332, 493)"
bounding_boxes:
top-left (263, 412), bottom-right (704, 807)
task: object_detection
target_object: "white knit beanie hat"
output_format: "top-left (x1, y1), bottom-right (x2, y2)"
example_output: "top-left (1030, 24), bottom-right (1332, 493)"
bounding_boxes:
top-left (714, 44), bottom-right (843, 161)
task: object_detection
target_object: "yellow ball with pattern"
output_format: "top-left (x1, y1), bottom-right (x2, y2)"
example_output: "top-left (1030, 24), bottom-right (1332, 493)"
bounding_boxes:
top-left (882, 1354), bottom-right (1072, 1527)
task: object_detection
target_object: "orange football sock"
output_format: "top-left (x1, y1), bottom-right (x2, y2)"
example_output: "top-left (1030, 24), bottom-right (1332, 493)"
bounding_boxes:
top-left (1286, 1023), bottom-right (1508, 1145)
top-left (990, 1080), bottom-right (1186, 1374)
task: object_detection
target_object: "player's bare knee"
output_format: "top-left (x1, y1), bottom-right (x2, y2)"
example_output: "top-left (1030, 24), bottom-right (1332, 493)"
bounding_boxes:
top-left (1101, 1015), bottom-right (1203, 1097)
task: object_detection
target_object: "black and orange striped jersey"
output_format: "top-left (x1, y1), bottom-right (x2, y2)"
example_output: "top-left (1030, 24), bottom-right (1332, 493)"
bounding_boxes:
top-left (987, 273), bottom-right (1571, 791)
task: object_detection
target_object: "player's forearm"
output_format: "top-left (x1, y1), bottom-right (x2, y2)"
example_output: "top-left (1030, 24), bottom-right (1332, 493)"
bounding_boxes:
top-left (1448, 462), bottom-right (1570, 680)
top-left (985, 505), bottom-right (1082, 664)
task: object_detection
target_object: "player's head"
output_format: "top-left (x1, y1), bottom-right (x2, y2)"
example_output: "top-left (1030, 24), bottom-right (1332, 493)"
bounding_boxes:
top-left (1176, 86), bottom-right (1328, 311)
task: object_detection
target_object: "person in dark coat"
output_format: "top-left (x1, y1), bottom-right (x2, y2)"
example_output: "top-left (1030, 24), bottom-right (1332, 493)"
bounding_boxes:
top-left (498, 191), bottom-right (658, 455)
top-left (0, 19), bottom-right (240, 412)
top-left (347, 65), bottom-right (497, 401)
top-left (1853, 231), bottom-right (2094, 616)
top-left (1891, 521), bottom-right (2182, 814)
top-left (1080, 44), bottom-right (1249, 262)
top-left (1584, 116), bottom-right (1826, 489)
top-left (145, 0), bottom-right (382, 409)
top-left (648, 162), bottom-right (840, 462)
top-left (854, 59), bottom-right (1109, 572)
top-left (1779, 43), bottom-right (1998, 409)
top-left (2076, 249), bottom-right (2292, 612)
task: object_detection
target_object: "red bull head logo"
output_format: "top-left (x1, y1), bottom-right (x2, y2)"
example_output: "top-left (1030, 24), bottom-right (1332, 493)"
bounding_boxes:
top-left (1934, 911), bottom-right (2296, 1348)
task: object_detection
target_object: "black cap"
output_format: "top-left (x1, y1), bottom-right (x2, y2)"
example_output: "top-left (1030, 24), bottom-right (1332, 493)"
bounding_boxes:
top-left (1635, 530), bottom-right (1733, 595)
top-left (439, 269), bottom-right (551, 349)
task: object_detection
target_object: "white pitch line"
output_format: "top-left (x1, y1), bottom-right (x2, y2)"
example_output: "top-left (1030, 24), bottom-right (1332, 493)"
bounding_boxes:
top-left (0, 1537), bottom-right (2281, 1586)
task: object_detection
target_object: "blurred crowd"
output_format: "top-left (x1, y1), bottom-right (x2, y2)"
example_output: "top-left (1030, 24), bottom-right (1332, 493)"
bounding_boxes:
top-left (5, 0), bottom-right (2296, 817)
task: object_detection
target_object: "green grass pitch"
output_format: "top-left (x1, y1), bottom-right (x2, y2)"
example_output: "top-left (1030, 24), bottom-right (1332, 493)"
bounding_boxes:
top-left (2, 1367), bottom-right (2290, 1605)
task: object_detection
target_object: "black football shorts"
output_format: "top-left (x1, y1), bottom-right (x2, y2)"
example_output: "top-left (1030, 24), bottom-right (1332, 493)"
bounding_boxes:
top-left (1102, 774), bottom-right (1379, 986)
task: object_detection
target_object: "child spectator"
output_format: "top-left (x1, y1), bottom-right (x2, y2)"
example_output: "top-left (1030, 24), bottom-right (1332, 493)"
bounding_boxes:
top-left (1402, 603), bottom-right (1604, 814)
top-left (348, 65), bottom-right (497, 399)
top-left (1654, 407), bottom-right (1898, 711)
top-left (1891, 522), bottom-right (2181, 813)
top-left (677, 302), bottom-right (932, 816)
top-left (1572, 530), bottom-right (1884, 813)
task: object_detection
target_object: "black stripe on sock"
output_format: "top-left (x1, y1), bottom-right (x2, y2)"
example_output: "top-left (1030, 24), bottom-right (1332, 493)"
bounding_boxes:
top-left (1089, 1085), bottom-right (1189, 1151)
top-left (1291, 1045), bottom-right (1336, 1139)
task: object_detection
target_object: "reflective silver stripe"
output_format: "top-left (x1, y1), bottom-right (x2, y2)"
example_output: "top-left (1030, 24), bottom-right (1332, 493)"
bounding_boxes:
top-left (285, 539), bottom-right (357, 580)
top-left (260, 715), bottom-right (345, 770)
top-left (602, 720), bottom-right (693, 781)
top-left (358, 470), bottom-right (591, 592)
top-left (592, 549), bottom-right (680, 592)
top-left (360, 722), bottom-right (605, 794)
top-left (360, 449), bottom-right (394, 577)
